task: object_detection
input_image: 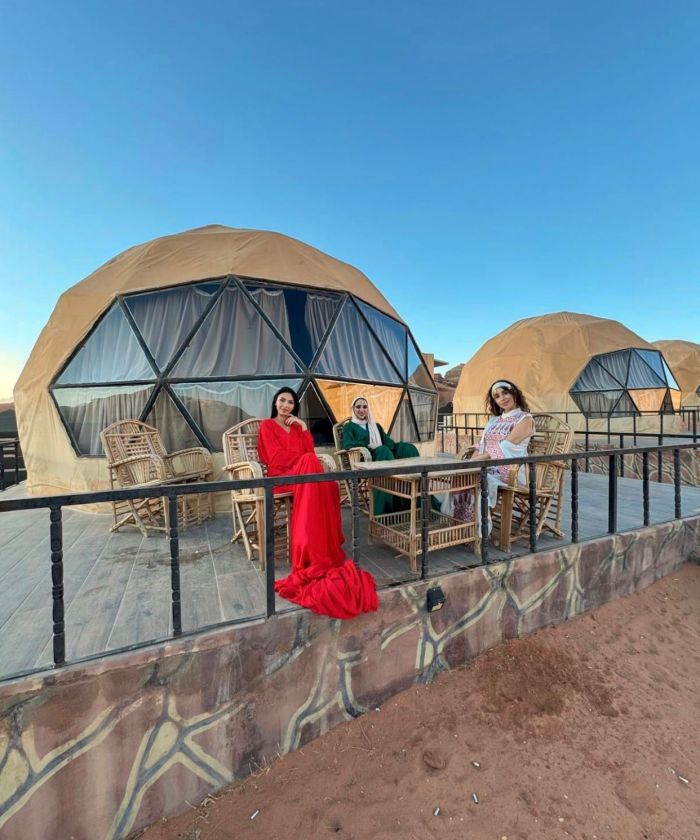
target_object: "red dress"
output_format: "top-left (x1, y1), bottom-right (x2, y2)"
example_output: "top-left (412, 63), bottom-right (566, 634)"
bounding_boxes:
top-left (257, 418), bottom-right (378, 620)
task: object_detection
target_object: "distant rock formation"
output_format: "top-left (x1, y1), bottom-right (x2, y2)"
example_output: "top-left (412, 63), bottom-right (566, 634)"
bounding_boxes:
top-left (444, 364), bottom-right (464, 385)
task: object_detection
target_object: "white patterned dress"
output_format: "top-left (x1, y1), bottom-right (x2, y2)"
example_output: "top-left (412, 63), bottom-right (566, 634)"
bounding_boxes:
top-left (452, 408), bottom-right (533, 526)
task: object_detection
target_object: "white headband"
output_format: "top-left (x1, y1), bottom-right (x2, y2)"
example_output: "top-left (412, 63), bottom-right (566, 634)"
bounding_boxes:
top-left (491, 381), bottom-right (513, 395)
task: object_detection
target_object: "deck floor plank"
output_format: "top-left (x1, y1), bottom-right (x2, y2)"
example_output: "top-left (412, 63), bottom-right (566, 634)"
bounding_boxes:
top-left (1, 473), bottom-right (699, 680)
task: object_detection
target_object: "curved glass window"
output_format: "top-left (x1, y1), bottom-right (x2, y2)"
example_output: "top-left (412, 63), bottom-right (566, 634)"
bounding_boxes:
top-left (54, 385), bottom-right (155, 455)
top-left (57, 304), bottom-right (155, 384)
top-left (52, 277), bottom-right (437, 455)
top-left (125, 282), bottom-right (221, 372)
top-left (570, 348), bottom-right (681, 418)
top-left (172, 379), bottom-right (303, 449)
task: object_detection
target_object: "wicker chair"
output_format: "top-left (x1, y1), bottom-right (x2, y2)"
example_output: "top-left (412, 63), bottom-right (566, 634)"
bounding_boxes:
top-left (101, 420), bottom-right (214, 536)
top-left (494, 414), bottom-right (574, 551)
top-left (332, 419), bottom-right (372, 512)
top-left (455, 414), bottom-right (573, 551)
top-left (222, 419), bottom-right (337, 569)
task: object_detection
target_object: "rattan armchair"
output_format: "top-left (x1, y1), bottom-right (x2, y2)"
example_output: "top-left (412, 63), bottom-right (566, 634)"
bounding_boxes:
top-left (101, 420), bottom-right (213, 536)
top-left (494, 414), bottom-right (574, 551)
top-left (222, 419), bottom-right (337, 569)
top-left (332, 419), bottom-right (372, 512)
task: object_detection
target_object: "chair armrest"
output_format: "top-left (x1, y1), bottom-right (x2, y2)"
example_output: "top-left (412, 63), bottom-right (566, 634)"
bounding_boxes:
top-left (456, 444), bottom-right (477, 461)
top-left (165, 447), bottom-right (213, 477)
top-left (334, 446), bottom-right (372, 467)
top-left (222, 459), bottom-right (264, 478)
top-left (317, 453), bottom-right (337, 473)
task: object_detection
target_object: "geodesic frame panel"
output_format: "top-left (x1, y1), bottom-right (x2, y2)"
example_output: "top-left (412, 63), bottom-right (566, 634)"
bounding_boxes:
top-left (50, 276), bottom-right (437, 454)
top-left (569, 348), bottom-right (681, 419)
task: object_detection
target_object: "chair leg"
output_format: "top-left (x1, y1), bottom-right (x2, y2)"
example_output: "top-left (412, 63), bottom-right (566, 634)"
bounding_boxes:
top-left (498, 488), bottom-right (515, 552)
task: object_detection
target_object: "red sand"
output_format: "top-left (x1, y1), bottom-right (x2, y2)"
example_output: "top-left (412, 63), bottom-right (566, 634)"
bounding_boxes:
top-left (142, 564), bottom-right (700, 840)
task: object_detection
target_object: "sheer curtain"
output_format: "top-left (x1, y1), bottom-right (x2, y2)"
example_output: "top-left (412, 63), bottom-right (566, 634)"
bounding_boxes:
top-left (173, 379), bottom-right (302, 449)
top-left (59, 305), bottom-right (154, 384)
top-left (248, 287), bottom-right (292, 343)
top-left (355, 301), bottom-right (407, 378)
top-left (305, 293), bottom-right (339, 352)
top-left (54, 385), bottom-right (153, 455)
top-left (126, 284), bottom-right (218, 372)
top-left (316, 302), bottom-right (402, 383)
top-left (173, 286), bottom-right (299, 377)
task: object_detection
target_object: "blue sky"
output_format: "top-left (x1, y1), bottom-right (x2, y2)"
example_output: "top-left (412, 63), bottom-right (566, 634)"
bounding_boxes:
top-left (1, 0), bottom-right (699, 398)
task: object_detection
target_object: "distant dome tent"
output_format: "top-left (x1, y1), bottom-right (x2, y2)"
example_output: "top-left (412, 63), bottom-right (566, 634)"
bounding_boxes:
top-left (453, 312), bottom-right (681, 428)
top-left (653, 340), bottom-right (700, 407)
top-left (15, 225), bottom-right (437, 496)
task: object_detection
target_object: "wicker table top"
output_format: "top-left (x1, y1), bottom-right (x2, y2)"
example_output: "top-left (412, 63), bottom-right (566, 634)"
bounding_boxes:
top-left (354, 454), bottom-right (479, 480)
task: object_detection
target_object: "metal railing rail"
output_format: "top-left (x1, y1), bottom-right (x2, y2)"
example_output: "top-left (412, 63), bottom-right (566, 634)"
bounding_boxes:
top-left (440, 407), bottom-right (700, 445)
top-left (0, 440), bottom-right (698, 683)
top-left (438, 417), bottom-right (699, 481)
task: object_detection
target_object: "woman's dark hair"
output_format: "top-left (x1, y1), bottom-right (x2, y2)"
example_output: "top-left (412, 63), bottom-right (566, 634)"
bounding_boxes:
top-left (485, 380), bottom-right (529, 416)
top-left (270, 387), bottom-right (301, 418)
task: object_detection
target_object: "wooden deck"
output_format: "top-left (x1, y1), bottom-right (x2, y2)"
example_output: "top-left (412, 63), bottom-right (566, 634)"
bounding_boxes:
top-left (1, 474), bottom-right (699, 681)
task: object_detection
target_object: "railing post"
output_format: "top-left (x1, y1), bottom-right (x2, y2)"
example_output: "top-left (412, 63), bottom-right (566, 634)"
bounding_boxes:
top-left (585, 417), bottom-right (590, 472)
top-left (674, 448), bottom-right (681, 519)
top-left (693, 410), bottom-right (697, 443)
top-left (479, 466), bottom-right (489, 562)
top-left (420, 471), bottom-right (429, 579)
top-left (50, 504), bottom-right (65, 666)
top-left (0, 444), bottom-right (5, 491)
top-left (606, 415), bottom-right (611, 444)
top-left (570, 458), bottom-right (579, 543)
top-left (264, 484), bottom-right (276, 618)
top-left (351, 475), bottom-right (360, 568)
top-left (619, 434), bottom-right (624, 476)
top-left (168, 494), bottom-right (183, 636)
top-left (642, 450), bottom-right (650, 526)
top-left (633, 414), bottom-right (637, 447)
top-left (528, 462), bottom-right (537, 552)
top-left (608, 454), bottom-right (617, 534)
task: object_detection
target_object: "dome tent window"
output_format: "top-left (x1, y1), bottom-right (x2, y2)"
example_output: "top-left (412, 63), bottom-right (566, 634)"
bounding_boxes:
top-left (569, 348), bottom-right (681, 419)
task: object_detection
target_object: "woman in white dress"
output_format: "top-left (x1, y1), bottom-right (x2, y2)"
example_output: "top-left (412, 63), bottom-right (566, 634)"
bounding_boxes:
top-left (449, 380), bottom-right (534, 529)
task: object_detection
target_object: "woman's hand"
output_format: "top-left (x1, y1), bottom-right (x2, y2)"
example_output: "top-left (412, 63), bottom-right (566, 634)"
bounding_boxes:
top-left (285, 415), bottom-right (307, 432)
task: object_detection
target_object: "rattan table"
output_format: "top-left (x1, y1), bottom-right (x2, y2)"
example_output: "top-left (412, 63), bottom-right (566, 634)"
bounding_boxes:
top-left (355, 455), bottom-right (480, 571)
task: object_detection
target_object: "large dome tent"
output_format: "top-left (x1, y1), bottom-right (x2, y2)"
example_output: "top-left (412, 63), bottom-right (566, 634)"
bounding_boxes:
top-left (15, 226), bottom-right (437, 495)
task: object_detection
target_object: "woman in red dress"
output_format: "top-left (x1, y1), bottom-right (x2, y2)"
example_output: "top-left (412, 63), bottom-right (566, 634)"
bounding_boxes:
top-left (257, 387), bottom-right (378, 620)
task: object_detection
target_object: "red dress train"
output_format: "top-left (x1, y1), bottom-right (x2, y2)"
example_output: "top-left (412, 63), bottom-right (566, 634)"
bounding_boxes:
top-left (257, 419), bottom-right (378, 620)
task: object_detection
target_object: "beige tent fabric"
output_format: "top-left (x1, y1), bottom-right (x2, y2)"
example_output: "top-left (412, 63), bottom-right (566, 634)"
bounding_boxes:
top-left (14, 226), bottom-right (404, 497)
top-left (453, 312), bottom-right (682, 433)
top-left (653, 340), bottom-right (700, 407)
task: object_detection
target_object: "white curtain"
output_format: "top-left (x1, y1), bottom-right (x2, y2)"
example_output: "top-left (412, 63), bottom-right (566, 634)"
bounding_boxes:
top-left (55, 385), bottom-right (153, 455)
top-left (173, 379), bottom-right (302, 449)
top-left (248, 287), bottom-right (292, 344)
top-left (355, 301), bottom-right (407, 378)
top-left (126, 284), bottom-right (217, 372)
top-left (316, 301), bottom-right (401, 383)
top-left (59, 305), bottom-right (154, 384)
top-left (173, 286), bottom-right (298, 377)
top-left (305, 293), bottom-right (338, 352)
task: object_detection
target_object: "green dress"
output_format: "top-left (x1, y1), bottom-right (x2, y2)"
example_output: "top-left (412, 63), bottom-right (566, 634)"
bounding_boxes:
top-left (341, 421), bottom-right (419, 516)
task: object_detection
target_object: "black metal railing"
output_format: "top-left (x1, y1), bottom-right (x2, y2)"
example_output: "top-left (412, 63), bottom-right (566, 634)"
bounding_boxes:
top-left (0, 437), bottom-right (25, 491)
top-left (439, 407), bottom-right (700, 446)
top-left (438, 415), bottom-right (698, 482)
top-left (0, 440), bottom-right (697, 680)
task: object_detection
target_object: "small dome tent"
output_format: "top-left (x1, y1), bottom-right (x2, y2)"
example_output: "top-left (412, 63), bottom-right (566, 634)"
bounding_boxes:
top-left (453, 312), bottom-right (681, 429)
top-left (653, 340), bottom-right (700, 407)
top-left (15, 226), bottom-right (437, 495)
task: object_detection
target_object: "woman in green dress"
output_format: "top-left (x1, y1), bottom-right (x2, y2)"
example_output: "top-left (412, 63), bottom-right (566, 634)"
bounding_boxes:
top-left (341, 396), bottom-right (420, 516)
